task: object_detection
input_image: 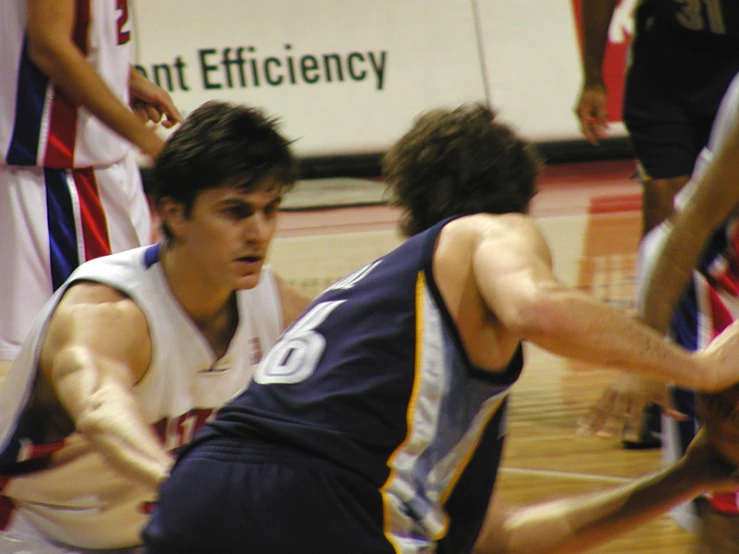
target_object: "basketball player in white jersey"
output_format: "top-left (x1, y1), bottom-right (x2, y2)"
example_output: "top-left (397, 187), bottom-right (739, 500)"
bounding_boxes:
top-left (579, 71), bottom-right (739, 551)
top-left (0, 0), bottom-right (182, 376)
top-left (0, 101), bottom-right (309, 553)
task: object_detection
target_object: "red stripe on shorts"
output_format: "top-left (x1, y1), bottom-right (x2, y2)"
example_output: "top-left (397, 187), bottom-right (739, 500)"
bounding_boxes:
top-left (73, 167), bottom-right (112, 260)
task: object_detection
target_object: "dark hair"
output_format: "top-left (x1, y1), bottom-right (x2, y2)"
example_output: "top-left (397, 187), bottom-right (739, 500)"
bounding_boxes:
top-left (383, 104), bottom-right (541, 236)
top-left (151, 101), bottom-right (296, 230)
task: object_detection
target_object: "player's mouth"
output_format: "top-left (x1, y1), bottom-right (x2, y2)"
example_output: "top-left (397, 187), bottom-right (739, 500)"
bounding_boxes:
top-left (235, 255), bottom-right (263, 270)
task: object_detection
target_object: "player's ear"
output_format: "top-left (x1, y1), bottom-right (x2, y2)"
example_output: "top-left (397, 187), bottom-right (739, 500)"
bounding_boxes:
top-left (158, 197), bottom-right (187, 240)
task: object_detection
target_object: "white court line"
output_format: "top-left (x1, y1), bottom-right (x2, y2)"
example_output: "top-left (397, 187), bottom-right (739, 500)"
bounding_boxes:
top-left (500, 466), bottom-right (632, 484)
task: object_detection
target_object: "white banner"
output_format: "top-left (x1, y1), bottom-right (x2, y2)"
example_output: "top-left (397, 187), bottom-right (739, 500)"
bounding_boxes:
top-left (131, 0), bottom-right (627, 156)
top-left (132, 0), bottom-right (488, 156)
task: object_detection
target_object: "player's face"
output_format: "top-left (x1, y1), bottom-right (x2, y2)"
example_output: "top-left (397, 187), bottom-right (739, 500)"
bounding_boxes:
top-left (179, 178), bottom-right (282, 291)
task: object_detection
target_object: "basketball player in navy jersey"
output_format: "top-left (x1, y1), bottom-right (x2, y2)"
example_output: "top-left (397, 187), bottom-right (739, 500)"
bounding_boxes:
top-left (144, 104), bottom-right (739, 554)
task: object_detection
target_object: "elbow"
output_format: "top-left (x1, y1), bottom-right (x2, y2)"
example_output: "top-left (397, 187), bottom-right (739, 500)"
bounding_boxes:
top-left (27, 40), bottom-right (57, 78)
top-left (500, 286), bottom-right (572, 341)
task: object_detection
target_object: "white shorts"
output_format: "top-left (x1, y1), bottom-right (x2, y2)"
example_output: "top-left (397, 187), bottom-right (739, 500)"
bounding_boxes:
top-left (0, 510), bottom-right (141, 554)
top-left (0, 153), bottom-right (151, 360)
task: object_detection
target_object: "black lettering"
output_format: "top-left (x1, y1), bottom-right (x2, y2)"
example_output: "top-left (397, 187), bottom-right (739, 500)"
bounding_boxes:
top-left (284, 44), bottom-right (296, 84)
top-left (152, 63), bottom-right (173, 91)
top-left (173, 56), bottom-right (190, 91)
top-left (322, 54), bottom-right (344, 83)
top-left (248, 47), bottom-right (260, 87)
top-left (199, 49), bottom-right (222, 89)
top-left (264, 58), bottom-right (283, 85)
top-left (300, 55), bottom-right (320, 84)
top-left (347, 52), bottom-right (367, 82)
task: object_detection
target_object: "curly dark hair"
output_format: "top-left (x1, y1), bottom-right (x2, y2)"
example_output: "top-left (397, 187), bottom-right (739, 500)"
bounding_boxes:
top-left (151, 100), bottom-right (296, 217)
top-left (383, 104), bottom-right (541, 236)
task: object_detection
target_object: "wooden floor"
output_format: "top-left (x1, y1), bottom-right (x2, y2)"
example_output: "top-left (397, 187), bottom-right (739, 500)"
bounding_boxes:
top-left (270, 159), bottom-right (697, 553)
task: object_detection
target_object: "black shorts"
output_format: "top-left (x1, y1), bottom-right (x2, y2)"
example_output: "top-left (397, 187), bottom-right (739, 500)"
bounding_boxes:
top-left (143, 437), bottom-right (396, 554)
top-left (623, 10), bottom-right (739, 179)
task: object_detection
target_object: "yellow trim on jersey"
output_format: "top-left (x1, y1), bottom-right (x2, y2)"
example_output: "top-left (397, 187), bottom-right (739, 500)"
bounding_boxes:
top-left (380, 271), bottom-right (427, 553)
top-left (438, 395), bottom-right (505, 505)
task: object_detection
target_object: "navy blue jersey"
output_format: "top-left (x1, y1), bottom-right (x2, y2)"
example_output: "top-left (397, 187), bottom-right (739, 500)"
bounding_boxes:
top-left (187, 218), bottom-right (523, 552)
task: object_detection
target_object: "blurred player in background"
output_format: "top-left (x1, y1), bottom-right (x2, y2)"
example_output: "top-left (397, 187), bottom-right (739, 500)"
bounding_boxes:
top-left (0, 0), bottom-right (182, 378)
top-left (0, 101), bottom-right (309, 553)
top-left (144, 104), bottom-right (739, 554)
top-left (575, 0), bottom-right (739, 449)
top-left (580, 70), bottom-right (739, 551)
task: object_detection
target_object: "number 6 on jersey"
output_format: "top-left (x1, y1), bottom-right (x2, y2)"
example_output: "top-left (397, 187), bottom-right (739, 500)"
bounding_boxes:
top-left (254, 301), bottom-right (345, 385)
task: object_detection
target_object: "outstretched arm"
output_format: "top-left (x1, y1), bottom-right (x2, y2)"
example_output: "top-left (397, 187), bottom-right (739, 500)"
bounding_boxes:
top-left (26, 0), bottom-right (174, 158)
top-left (471, 214), bottom-right (739, 391)
top-left (39, 283), bottom-right (172, 490)
top-left (473, 430), bottom-right (737, 554)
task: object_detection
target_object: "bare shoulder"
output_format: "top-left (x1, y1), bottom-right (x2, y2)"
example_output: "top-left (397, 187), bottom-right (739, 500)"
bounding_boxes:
top-left (41, 282), bottom-right (151, 380)
top-left (274, 276), bottom-right (311, 328)
top-left (440, 213), bottom-right (543, 248)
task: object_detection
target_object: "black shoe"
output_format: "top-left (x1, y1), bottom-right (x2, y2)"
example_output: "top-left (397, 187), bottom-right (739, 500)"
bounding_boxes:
top-left (622, 403), bottom-right (662, 450)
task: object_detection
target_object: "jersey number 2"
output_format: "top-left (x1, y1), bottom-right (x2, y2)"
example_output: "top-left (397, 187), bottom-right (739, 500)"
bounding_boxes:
top-left (116, 0), bottom-right (131, 45)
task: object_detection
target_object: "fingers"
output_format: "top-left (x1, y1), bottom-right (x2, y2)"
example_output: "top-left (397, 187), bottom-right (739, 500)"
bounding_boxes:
top-left (577, 386), bottom-right (651, 440)
top-left (156, 95), bottom-right (183, 127)
top-left (577, 389), bottom-right (622, 437)
top-left (145, 104), bottom-right (163, 124)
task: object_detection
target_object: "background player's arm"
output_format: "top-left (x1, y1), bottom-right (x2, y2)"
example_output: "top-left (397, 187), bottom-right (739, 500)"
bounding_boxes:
top-left (641, 118), bottom-right (739, 334)
top-left (470, 214), bottom-right (739, 391)
top-left (472, 430), bottom-right (737, 554)
top-left (39, 283), bottom-right (173, 490)
top-left (26, 0), bottom-right (179, 158)
top-left (575, 0), bottom-right (619, 143)
top-left (128, 65), bottom-right (182, 130)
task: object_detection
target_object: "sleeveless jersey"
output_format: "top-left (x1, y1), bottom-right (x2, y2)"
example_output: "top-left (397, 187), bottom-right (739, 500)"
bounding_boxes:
top-left (193, 218), bottom-right (524, 553)
top-left (0, 0), bottom-right (132, 168)
top-left (641, 0), bottom-right (739, 38)
top-left (0, 244), bottom-right (283, 548)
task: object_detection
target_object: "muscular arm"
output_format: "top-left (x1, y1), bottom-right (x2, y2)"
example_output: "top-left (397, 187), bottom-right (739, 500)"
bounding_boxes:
top-left (473, 431), bottom-right (730, 554)
top-left (26, 0), bottom-right (165, 157)
top-left (39, 283), bottom-right (172, 490)
top-left (470, 214), bottom-right (736, 390)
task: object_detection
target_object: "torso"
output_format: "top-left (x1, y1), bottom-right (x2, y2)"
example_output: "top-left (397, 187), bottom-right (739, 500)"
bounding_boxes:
top-left (194, 218), bottom-right (523, 553)
top-left (0, 244), bottom-right (284, 548)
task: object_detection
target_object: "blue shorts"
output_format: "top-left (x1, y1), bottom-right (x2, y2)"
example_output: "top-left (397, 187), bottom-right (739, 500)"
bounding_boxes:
top-left (143, 437), bottom-right (396, 554)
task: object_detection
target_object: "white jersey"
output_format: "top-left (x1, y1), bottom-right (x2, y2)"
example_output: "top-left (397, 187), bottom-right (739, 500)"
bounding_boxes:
top-left (0, 0), bottom-right (132, 168)
top-left (0, 244), bottom-right (283, 549)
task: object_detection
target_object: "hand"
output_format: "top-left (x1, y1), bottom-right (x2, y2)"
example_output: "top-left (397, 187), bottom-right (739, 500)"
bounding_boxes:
top-left (699, 319), bottom-right (739, 392)
top-left (129, 68), bottom-right (183, 130)
top-left (574, 83), bottom-right (609, 145)
top-left (681, 429), bottom-right (739, 493)
top-left (577, 374), bottom-right (685, 439)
